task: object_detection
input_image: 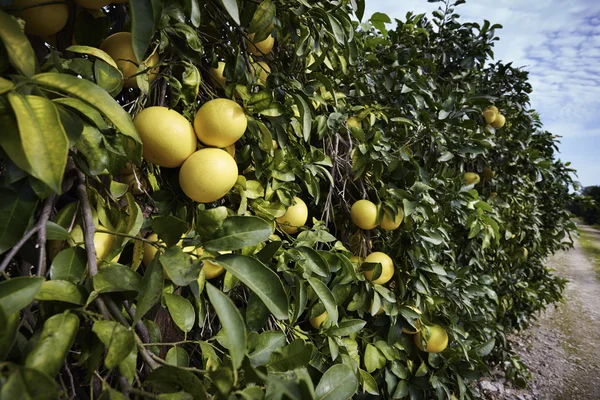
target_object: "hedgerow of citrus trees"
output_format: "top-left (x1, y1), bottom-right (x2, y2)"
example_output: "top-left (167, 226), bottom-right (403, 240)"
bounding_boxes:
top-left (0, 0), bottom-right (576, 398)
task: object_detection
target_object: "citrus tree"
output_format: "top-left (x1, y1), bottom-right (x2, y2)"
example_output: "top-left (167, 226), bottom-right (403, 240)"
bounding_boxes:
top-left (0, 0), bottom-right (576, 399)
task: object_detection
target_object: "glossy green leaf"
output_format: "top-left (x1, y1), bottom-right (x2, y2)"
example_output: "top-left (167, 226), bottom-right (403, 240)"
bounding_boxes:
top-left (35, 280), bottom-right (85, 305)
top-left (93, 265), bottom-right (142, 295)
top-left (205, 283), bottom-right (246, 369)
top-left (92, 320), bottom-right (135, 370)
top-left (76, 124), bottom-right (109, 175)
top-left (268, 339), bottom-right (312, 372)
top-left (248, 331), bottom-right (286, 367)
top-left (164, 293), bottom-right (195, 333)
top-left (145, 366), bottom-right (206, 399)
top-left (151, 215), bottom-right (188, 247)
top-left (130, 0), bottom-right (155, 63)
top-left (0, 10), bottom-right (36, 77)
top-left (359, 369), bottom-right (379, 395)
top-left (45, 221), bottom-right (70, 241)
top-left (160, 246), bottom-right (202, 287)
top-left (0, 101), bottom-right (32, 173)
top-left (133, 257), bottom-right (164, 325)
top-left (314, 364), bottom-right (358, 400)
top-left (119, 346), bottom-right (138, 385)
top-left (364, 344), bottom-right (386, 373)
top-left (0, 181), bottom-right (38, 254)
top-left (52, 98), bottom-right (109, 130)
top-left (328, 319), bottom-right (366, 337)
top-left (202, 216), bottom-right (272, 251)
top-left (307, 277), bottom-right (338, 325)
top-left (218, 0), bottom-right (240, 25)
top-left (295, 247), bottom-right (329, 277)
top-left (249, 0), bottom-right (276, 39)
top-left (8, 93), bottom-right (69, 192)
top-left (50, 247), bottom-right (87, 284)
top-left (0, 307), bottom-right (20, 361)
top-left (94, 59), bottom-right (123, 97)
top-left (214, 254), bottom-right (289, 320)
top-left (166, 346), bottom-right (190, 367)
top-left (67, 45), bottom-right (120, 70)
top-left (195, 206), bottom-right (228, 236)
top-left (0, 277), bottom-right (45, 315)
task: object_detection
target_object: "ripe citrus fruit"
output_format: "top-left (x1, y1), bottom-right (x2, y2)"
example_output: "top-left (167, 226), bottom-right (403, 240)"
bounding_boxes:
top-left (362, 252), bottom-right (394, 285)
top-left (310, 310), bottom-right (328, 329)
top-left (401, 306), bottom-right (422, 334)
top-left (246, 33), bottom-right (275, 56)
top-left (381, 209), bottom-right (403, 231)
top-left (463, 172), bottom-right (480, 185)
top-left (179, 148), bottom-right (238, 203)
top-left (193, 99), bottom-right (247, 148)
top-left (133, 107), bottom-right (197, 168)
top-left (347, 117), bottom-right (361, 129)
top-left (486, 105), bottom-right (499, 114)
top-left (142, 233), bottom-right (162, 267)
top-left (492, 113), bottom-right (506, 128)
top-left (10, 0), bottom-right (69, 37)
top-left (94, 231), bottom-right (115, 261)
top-left (100, 32), bottom-right (159, 88)
top-left (197, 249), bottom-right (231, 279)
top-left (224, 144), bottom-right (235, 158)
top-left (209, 61), bottom-right (226, 87)
top-left (482, 109), bottom-right (497, 124)
top-left (350, 255), bottom-right (362, 265)
top-left (251, 61), bottom-right (270, 84)
top-left (351, 200), bottom-right (378, 230)
top-left (414, 324), bottom-right (448, 353)
top-left (276, 197), bottom-right (308, 234)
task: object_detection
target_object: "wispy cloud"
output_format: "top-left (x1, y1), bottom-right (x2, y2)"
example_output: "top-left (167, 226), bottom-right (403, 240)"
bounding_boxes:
top-left (364, 0), bottom-right (600, 185)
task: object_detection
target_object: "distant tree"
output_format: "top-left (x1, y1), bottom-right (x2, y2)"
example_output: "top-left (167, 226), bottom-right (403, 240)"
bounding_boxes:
top-left (570, 186), bottom-right (600, 225)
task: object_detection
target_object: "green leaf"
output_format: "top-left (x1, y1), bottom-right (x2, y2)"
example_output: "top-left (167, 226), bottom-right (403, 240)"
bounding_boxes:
top-left (93, 320), bottom-right (135, 370)
top-left (25, 312), bottom-right (80, 377)
top-left (370, 12), bottom-right (391, 38)
top-left (359, 369), bottom-right (378, 395)
top-left (475, 338), bottom-right (495, 357)
top-left (166, 346), bottom-right (190, 367)
top-left (294, 247), bottom-right (329, 277)
top-left (329, 319), bottom-right (367, 337)
top-left (268, 339), bottom-right (312, 372)
top-left (218, 0), bottom-right (240, 25)
top-left (33, 73), bottom-right (142, 162)
top-left (315, 364), bottom-right (358, 400)
top-left (0, 101), bottom-right (32, 173)
top-left (130, 0), bottom-right (155, 63)
top-left (249, 0), bottom-right (276, 38)
top-left (53, 98), bottom-right (109, 130)
top-left (35, 280), bottom-right (85, 305)
top-left (50, 247), bottom-right (87, 284)
top-left (93, 265), bottom-right (142, 295)
top-left (94, 59), bottom-right (124, 97)
top-left (291, 93), bottom-right (312, 142)
top-left (67, 45), bottom-right (120, 70)
top-left (0, 182), bottom-right (38, 254)
top-left (365, 344), bottom-right (385, 373)
top-left (164, 293), bottom-right (195, 333)
top-left (8, 93), bottom-right (69, 192)
top-left (146, 366), bottom-right (206, 400)
top-left (0, 367), bottom-right (60, 400)
top-left (0, 10), bottom-right (36, 77)
top-left (248, 331), bottom-right (286, 367)
top-left (76, 124), bottom-right (109, 175)
top-left (151, 215), bottom-right (188, 247)
top-left (307, 277), bottom-right (338, 325)
top-left (133, 257), bottom-right (164, 325)
top-left (392, 380), bottom-right (408, 399)
top-left (203, 216), bottom-right (272, 251)
top-left (119, 346), bottom-right (138, 385)
top-left (195, 206), bottom-right (228, 236)
top-left (0, 77), bottom-right (13, 94)
top-left (0, 277), bottom-right (45, 315)
top-left (45, 221), bottom-right (70, 241)
top-left (160, 246), bottom-right (202, 287)
top-left (205, 283), bottom-right (246, 369)
top-left (0, 307), bottom-right (20, 361)
top-left (214, 254), bottom-right (289, 320)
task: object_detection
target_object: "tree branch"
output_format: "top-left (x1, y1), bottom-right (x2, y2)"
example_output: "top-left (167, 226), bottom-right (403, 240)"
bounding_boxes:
top-left (36, 194), bottom-right (57, 277)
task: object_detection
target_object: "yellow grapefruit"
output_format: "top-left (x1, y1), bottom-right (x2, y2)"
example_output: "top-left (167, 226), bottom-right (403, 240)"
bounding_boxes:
top-left (482, 109), bottom-right (497, 124)
top-left (193, 99), bottom-right (247, 148)
top-left (133, 107), bottom-right (197, 168)
top-left (351, 200), bottom-right (378, 230)
top-left (414, 325), bottom-right (448, 353)
top-left (197, 249), bottom-right (231, 279)
top-left (10, 0), bottom-right (69, 37)
top-left (362, 252), bottom-right (394, 285)
top-left (209, 61), bottom-right (226, 87)
top-left (380, 209), bottom-right (403, 231)
top-left (142, 233), bottom-right (162, 267)
top-left (246, 33), bottom-right (274, 56)
top-left (100, 32), bottom-right (159, 88)
top-left (492, 114), bottom-right (506, 128)
top-left (276, 197), bottom-right (308, 234)
top-left (310, 311), bottom-right (328, 329)
top-left (486, 105), bottom-right (499, 114)
top-left (463, 172), bottom-right (480, 185)
top-left (179, 148), bottom-right (238, 203)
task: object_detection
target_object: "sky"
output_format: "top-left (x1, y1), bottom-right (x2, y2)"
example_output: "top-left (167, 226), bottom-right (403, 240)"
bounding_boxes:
top-left (364, 0), bottom-right (600, 188)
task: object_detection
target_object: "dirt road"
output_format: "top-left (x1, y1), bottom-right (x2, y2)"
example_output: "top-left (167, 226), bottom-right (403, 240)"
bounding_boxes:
top-left (481, 225), bottom-right (600, 399)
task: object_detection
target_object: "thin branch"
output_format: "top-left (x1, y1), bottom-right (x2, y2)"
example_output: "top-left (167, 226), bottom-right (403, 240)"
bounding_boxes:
top-left (124, 301), bottom-right (151, 343)
top-left (36, 194), bottom-right (57, 277)
top-left (137, 335), bottom-right (159, 370)
top-left (63, 361), bottom-right (77, 400)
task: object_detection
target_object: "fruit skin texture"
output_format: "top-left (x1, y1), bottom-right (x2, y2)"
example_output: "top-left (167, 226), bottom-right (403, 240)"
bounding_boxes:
top-left (209, 61), bottom-right (226, 87)
top-left (142, 233), bottom-right (161, 267)
top-left (463, 172), bottom-right (480, 185)
top-left (100, 32), bottom-right (159, 88)
top-left (492, 113), bottom-right (506, 128)
top-left (310, 311), bottom-right (328, 329)
top-left (362, 252), bottom-right (394, 285)
top-left (246, 33), bottom-right (275, 56)
top-left (381, 208), bottom-right (404, 231)
top-left (94, 231), bottom-right (116, 261)
top-left (401, 306), bottom-right (422, 334)
top-left (179, 148), bottom-right (238, 203)
top-left (347, 117), bottom-right (361, 129)
top-left (193, 99), bottom-right (248, 148)
top-left (11, 0), bottom-right (69, 37)
top-left (276, 197), bottom-right (308, 234)
top-left (486, 105), bottom-right (499, 114)
top-left (482, 109), bottom-right (497, 124)
top-left (351, 200), bottom-right (378, 230)
top-left (133, 107), bottom-right (197, 168)
top-left (414, 325), bottom-right (448, 353)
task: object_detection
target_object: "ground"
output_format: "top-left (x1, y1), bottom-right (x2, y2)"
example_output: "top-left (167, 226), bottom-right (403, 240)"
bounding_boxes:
top-left (478, 225), bottom-right (600, 400)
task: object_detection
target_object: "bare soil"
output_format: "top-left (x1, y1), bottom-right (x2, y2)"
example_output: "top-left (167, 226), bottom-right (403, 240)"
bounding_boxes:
top-left (479, 225), bottom-right (600, 400)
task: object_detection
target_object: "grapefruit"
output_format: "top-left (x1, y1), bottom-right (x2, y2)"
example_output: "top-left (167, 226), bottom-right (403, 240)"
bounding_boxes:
top-left (179, 148), bottom-right (238, 203)
top-left (351, 200), bottom-right (378, 230)
top-left (362, 252), bottom-right (394, 285)
top-left (246, 33), bottom-right (274, 56)
top-left (100, 32), bottom-right (159, 88)
top-left (310, 311), bottom-right (328, 329)
top-left (193, 99), bottom-right (247, 148)
top-left (381, 209), bottom-right (403, 231)
top-left (133, 107), bottom-right (197, 168)
top-left (209, 61), bottom-right (226, 87)
top-left (482, 109), bottom-right (497, 124)
top-left (11, 0), bottom-right (69, 37)
top-left (276, 197), bottom-right (308, 234)
top-left (492, 114), bottom-right (506, 128)
top-left (463, 172), bottom-right (480, 185)
top-left (414, 325), bottom-right (448, 353)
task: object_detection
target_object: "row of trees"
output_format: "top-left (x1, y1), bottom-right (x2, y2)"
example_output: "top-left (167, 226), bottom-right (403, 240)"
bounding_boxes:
top-left (0, 0), bottom-right (576, 398)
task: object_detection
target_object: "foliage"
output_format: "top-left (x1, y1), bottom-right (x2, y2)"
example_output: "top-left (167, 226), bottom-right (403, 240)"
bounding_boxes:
top-left (0, 0), bottom-right (577, 399)
top-left (568, 186), bottom-right (600, 225)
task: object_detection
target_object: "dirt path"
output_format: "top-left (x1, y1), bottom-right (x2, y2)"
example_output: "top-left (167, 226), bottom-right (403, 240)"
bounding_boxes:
top-left (480, 225), bottom-right (600, 400)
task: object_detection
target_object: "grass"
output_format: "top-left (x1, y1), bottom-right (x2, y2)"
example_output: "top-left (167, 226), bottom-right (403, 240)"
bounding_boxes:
top-left (578, 227), bottom-right (600, 281)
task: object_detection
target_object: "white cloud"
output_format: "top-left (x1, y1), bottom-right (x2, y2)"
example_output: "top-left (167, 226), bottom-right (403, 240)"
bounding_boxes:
top-left (364, 0), bottom-right (600, 185)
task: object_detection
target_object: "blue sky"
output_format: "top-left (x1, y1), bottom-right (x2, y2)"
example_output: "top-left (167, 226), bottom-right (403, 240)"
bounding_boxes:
top-left (364, 0), bottom-right (600, 188)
